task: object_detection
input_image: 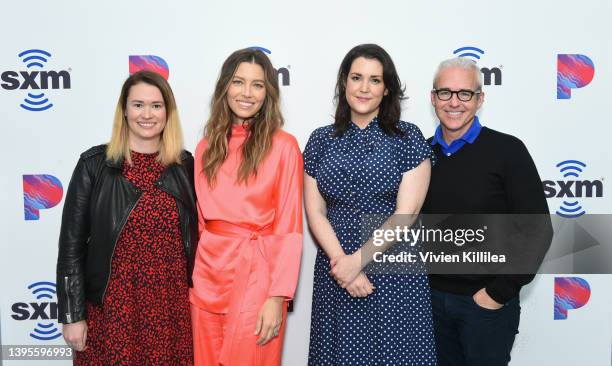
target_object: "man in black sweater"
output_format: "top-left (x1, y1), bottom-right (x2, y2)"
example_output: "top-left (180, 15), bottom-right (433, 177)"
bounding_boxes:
top-left (421, 58), bottom-right (552, 366)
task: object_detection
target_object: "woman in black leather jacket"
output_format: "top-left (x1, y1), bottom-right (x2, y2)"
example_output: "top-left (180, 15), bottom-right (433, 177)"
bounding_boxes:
top-left (56, 71), bottom-right (197, 365)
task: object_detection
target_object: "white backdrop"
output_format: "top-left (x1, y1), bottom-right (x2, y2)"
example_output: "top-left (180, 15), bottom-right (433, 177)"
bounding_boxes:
top-left (1, 0), bottom-right (611, 365)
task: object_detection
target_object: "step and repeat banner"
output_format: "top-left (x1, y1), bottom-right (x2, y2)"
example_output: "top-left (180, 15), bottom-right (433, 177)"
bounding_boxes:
top-left (1, 0), bottom-right (610, 365)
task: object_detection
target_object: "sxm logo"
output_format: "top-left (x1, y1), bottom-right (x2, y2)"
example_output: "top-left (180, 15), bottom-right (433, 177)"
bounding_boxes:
top-left (452, 46), bottom-right (501, 86)
top-left (554, 277), bottom-right (591, 320)
top-left (129, 55), bottom-right (170, 80)
top-left (11, 281), bottom-right (62, 340)
top-left (1, 49), bottom-right (71, 111)
top-left (23, 174), bottom-right (63, 220)
top-left (557, 54), bottom-right (594, 99)
top-left (250, 46), bottom-right (291, 86)
top-left (542, 160), bottom-right (603, 218)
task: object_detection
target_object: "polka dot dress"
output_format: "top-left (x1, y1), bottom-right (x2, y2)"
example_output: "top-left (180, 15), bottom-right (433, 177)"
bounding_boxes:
top-left (304, 118), bottom-right (437, 365)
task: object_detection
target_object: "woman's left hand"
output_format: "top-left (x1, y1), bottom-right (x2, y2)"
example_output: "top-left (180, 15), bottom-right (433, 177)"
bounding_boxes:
top-left (255, 296), bottom-right (284, 345)
top-left (330, 252), bottom-right (362, 288)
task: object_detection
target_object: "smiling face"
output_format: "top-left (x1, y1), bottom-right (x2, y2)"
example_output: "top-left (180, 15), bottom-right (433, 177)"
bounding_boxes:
top-left (226, 61), bottom-right (266, 125)
top-left (125, 82), bottom-right (167, 151)
top-left (431, 66), bottom-right (484, 139)
top-left (345, 56), bottom-right (388, 125)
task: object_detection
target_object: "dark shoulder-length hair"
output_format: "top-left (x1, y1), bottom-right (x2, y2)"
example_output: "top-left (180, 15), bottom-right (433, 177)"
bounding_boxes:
top-left (333, 44), bottom-right (405, 137)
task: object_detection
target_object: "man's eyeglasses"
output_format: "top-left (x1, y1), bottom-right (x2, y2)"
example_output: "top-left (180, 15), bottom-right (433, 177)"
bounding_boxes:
top-left (432, 88), bottom-right (481, 102)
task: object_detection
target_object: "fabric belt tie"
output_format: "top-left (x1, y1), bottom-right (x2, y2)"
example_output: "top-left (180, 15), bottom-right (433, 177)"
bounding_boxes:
top-left (205, 220), bottom-right (273, 366)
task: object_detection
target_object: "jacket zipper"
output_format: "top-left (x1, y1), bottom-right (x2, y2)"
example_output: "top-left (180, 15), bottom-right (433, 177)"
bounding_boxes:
top-left (100, 190), bottom-right (142, 302)
top-left (64, 275), bottom-right (72, 323)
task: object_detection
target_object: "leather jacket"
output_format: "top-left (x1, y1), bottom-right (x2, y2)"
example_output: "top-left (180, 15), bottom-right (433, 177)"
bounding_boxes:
top-left (56, 145), bottom-right (198, 324)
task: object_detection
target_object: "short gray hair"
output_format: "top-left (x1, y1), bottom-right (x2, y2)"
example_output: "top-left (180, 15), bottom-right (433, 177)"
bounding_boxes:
top-left (433, 57), bottom-right (483, 91)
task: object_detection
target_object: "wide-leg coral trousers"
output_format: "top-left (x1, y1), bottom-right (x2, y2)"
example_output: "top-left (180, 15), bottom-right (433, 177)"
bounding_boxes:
top-left (191, 302), bottom-right (288, 366)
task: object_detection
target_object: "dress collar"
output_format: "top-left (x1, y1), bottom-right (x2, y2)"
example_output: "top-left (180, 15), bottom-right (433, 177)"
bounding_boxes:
top-left (231, 122), bottom-right (250, 138)
top-left (348, 116), bottom-right (381, 135)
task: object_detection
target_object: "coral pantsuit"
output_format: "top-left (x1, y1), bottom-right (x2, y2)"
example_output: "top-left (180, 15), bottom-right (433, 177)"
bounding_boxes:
top-left (191, 124), bottom-right (303, 366)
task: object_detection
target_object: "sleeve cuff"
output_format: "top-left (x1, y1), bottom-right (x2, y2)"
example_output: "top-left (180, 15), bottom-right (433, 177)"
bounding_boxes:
top-left (486, 280), bottom-right (519, 304)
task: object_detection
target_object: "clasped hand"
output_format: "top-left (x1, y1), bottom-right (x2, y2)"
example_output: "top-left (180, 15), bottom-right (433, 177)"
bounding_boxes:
top-left (330, 253), bottom-right (374, 297)
top-left (329, 252), bottom-right (362, 287)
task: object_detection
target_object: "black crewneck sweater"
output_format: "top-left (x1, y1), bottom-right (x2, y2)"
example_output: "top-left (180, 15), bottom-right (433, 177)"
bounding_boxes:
top-left (421, 127), bottom-right (552, 303)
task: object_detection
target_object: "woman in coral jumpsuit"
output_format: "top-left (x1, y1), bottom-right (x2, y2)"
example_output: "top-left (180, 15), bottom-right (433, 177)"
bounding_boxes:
top-left (190, 48), bottom-right (303, 366)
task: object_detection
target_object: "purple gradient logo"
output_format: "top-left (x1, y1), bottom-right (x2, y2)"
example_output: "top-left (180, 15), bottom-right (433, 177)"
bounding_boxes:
top-left (23, 174), bottom-right (63, 220)
top-left (554, 277), bottom-right (591, 320)
top-left (129, 55), bottom-right (169, 80)
top-left (557, 54), bottom-right (595, 99)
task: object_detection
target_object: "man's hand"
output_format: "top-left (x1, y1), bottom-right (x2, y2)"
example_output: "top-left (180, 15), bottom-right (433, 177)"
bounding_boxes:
top-left (473, 288), bottom-right (503, 310)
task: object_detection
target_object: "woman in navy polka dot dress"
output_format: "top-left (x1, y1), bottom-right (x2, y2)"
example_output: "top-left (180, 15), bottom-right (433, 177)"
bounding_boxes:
top-left (304, 44), bottom-right (437, 365)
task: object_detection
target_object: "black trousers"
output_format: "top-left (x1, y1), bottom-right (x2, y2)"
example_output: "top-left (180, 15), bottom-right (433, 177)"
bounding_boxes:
top-left (431, 288), bottom-right (520, 366)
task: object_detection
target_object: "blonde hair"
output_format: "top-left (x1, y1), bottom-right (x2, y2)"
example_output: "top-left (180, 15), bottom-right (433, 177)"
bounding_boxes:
top-left (107, 71), bottom-right (183, 166)
top-left (202, 48), bottom-right (283, 185)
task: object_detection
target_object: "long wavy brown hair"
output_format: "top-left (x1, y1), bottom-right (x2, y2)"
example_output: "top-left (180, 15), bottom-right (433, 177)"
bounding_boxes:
top-left (202, 48), bottom-right (283, 185)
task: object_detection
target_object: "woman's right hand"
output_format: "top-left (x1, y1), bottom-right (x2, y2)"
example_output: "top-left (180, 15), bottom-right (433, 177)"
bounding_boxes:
top-left (345, 272), bottom-right (375, 298)
top-left (63, 320), bottom-right (88, 351)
